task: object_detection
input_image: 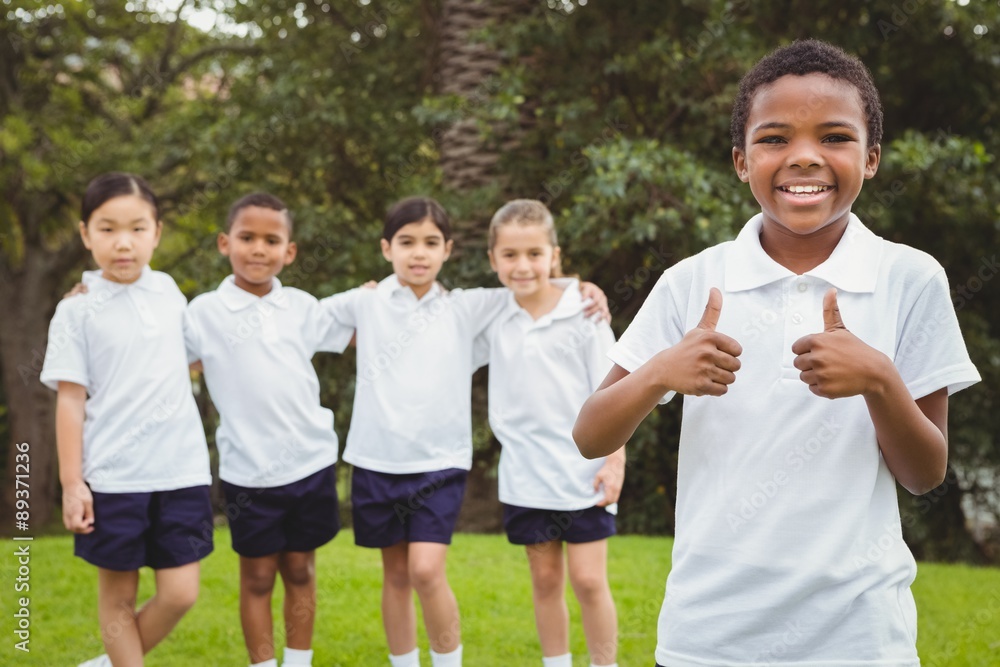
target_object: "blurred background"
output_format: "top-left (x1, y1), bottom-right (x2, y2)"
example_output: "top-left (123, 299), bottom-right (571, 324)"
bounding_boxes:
top-left (1, 0), bottom-right (997, 564)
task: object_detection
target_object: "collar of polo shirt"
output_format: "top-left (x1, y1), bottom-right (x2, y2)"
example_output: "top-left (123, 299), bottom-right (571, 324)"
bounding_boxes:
top-left (217, 275), bottom-right (290, 312)
top-left (725, 212), bottom-right (882, 294)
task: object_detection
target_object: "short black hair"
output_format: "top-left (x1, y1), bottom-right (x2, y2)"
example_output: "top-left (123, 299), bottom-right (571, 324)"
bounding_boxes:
top-left (731, 39), bottom-right (883, 150)
top-left (226, 192), bottom-right (292, 233)
top-left (383, 196), bottom-right (451, 242)
top-left (81, 172), bottom-right (158, 225)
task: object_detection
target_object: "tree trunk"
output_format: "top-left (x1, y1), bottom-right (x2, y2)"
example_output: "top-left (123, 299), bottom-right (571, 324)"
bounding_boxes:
top-left (0, 250), bottom-right (66, 532)
top-left (434, 0), bottom-right (534, 253)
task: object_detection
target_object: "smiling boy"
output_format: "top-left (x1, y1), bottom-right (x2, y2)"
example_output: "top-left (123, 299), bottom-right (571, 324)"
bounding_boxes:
top-left (574, 40), bottom-right (980, 666)
top-left (184, 193), bottom-right (353, 667)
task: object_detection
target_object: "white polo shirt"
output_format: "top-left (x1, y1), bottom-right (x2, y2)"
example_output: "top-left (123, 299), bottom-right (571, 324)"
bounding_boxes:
top-left (323, 274), bottom-right (507, 474)
top-left (40, 269), bottom-right (211, 494)
top-left (610, 213), bottom-right (980, 667)
top-left (482, 280), bottom-right (617, 511)
top-left (184, 276), bottom-right (354, 488)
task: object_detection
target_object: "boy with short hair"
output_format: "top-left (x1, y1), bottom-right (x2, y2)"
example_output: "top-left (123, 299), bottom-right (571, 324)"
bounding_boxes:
top-left (574, 40), bottom-right (980, 666)
top-left (184, 193), bottom-right (353, 667)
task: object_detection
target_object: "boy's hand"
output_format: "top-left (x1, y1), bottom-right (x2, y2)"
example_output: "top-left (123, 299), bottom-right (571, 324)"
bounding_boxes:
top-left (62, 480), bottom-right (95, 534)
top-left (63, 282), bottom-right (88, 299)
top-left (653, 288), bottom-right (742, 396)
top-left (792, 288), bottom-right (891, 399)
top-left (580, 282), bottom-right (611, 322)
top-left (594, 455), bottom-right (625, 506)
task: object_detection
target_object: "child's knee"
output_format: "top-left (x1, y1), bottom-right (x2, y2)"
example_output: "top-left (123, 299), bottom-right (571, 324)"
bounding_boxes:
top-left (281, 561), bottom-right (315, 589)
top-left (160, 581), bottom-right (199, 613)
top-left (242, 568), bottom-right (277, 598)
top-left (569, 570), bottom-right (608, 601)
top-left (408, 559), bottom-right (445, 592)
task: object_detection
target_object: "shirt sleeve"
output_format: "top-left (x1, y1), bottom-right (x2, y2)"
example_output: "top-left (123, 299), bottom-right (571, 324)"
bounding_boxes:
top-left (584, 320), bottom-right (617, 393)
top-left (894, 268), bottom-right (981, 398)
top-left (320, 288), bottom-right (360, 329)
top-left (453, 287), bottom-right (509, 337)
top-left (607, 271), bottom-right (687, 404)
top-left (309, 294), bottom-right (355, 354)
top-left (183, 304), bottom-right (202, 364)
top-left (39, 299), bottom-right (89, 391)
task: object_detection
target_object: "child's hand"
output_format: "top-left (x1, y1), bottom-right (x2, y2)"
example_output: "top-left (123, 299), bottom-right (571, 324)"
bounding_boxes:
top-left (594, 455), bottom-right (625, 506)
top-left (63, 282), bottom-right (88, 299)
top-left (792, 288), bottom-right (892, 399)
top-left (652, 288), bottom-right (742, 396)
top-left (360, 280), bottom-right (378, 289)
top-left (62, 480), bottom-right (95, 534)
top-left (580, 282), bottom-right (611, 322)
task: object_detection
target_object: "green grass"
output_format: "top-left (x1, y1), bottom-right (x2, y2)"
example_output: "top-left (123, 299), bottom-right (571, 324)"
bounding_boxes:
top-left (2, 530), bottom-right (998, 666)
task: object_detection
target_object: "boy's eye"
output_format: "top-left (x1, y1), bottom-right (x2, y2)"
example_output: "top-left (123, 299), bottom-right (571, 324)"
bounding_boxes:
top-left (757, 135), bottom-right (786, 144)
top-left (823, 134), bottom-right (851, 143)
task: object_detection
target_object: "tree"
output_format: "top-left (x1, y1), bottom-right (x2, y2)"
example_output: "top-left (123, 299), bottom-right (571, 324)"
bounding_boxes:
top-left (0, 0), bottom-right (259, 528)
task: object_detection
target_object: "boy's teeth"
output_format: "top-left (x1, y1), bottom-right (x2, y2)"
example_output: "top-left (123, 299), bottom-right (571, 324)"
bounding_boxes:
top-left (785, 185), bottom-right (830, 193)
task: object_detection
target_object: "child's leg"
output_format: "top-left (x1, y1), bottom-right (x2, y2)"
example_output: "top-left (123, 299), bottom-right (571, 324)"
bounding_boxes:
top-left (135, 561), bottom-right (200, 652)
top-left (525, 542), bottom-right (569, 658)
top-left (408, 541), bottom-right (460, 655)
top-left (240, 554), bottom-right (282, 664)
top-left (567, 540), bottom-right (617, 666)
top-left (278, 550), bottom-right (316, 651)
top-left (381, 542), bottom-right (418, 655)
top-left (97, 568), bottom-right (143, 666)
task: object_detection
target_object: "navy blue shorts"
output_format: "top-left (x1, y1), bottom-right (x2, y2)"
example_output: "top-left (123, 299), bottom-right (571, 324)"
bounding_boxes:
top-left (502, 503), bottom-right (616, 545)
top-left (75, 485), bottom-right (214, 571)
top-left (221, 464), bottom-right (340, 558)
top-left (351, 466), bottom-right (467, 548)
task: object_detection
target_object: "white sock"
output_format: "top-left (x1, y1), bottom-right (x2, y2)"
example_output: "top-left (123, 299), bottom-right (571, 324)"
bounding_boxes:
top-left (542, 654), bottom-right (572, 667)
top-left (250, 660), bottom-right (278, 667)
top-left (430, 645), bottom-right (462, 667)
top-left (591, 663), bottom-right (618, 667)
top-left (283, 647), bottom-right (313, 666)
top-left (389, 648), bottom-right (420, 667)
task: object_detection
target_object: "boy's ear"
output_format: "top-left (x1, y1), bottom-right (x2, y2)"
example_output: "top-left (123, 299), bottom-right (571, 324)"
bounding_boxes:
top-left (284, 241), bottom-right (297, 265)
top-left (380, 238), bottom-right (392, 261)
top-left (78, 221), bottom-right (92, 249)
top-left (443, 239), bottom-right (454, 261)
top-left (551, 245), bottom-right (561, 271)
top-left (153, 220), bottom-right (162, 248)
top-left (217, 232), bottom-right (231, 256)
top-left (733, 147), bottom-right (750, 183)
top-left (487, 249), bottom-right (498, 272)
top-left (864, 144), bottom-right (881, 179)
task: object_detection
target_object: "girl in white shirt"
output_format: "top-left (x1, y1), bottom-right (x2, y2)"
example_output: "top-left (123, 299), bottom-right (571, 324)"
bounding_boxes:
top-left (324, 197), bottom-right (609, 667)
top-left (41, 173), bottom-right (212, 667)
top-left (480, 199), bottom-right (623, 667)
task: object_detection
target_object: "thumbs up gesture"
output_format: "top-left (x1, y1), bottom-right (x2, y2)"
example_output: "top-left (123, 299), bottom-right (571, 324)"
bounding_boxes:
top-left (791, 288), bottom-right (889, 399)
top-left (652, 288), bottom-right (743, 396)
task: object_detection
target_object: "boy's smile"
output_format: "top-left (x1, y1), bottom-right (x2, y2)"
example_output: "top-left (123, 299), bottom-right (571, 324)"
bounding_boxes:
top-left (219, 205), bottom-right (296, 297)
top-left (733, 73), bottom-right (880, 269)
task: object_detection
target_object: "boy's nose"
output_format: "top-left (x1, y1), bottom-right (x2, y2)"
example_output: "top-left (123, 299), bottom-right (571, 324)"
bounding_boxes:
top-left (787, 138), bottom-right (824, 169)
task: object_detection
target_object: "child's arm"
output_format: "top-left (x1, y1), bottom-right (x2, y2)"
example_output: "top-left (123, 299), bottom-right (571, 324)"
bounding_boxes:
top-left (55, 381), bottom-right (95, 533)
top-left (791, 289), bottom-right (948, 495)
top-left (574, 288), bottom-right (742, 458)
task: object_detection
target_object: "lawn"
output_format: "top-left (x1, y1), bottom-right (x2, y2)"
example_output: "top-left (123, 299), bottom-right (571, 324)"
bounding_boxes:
top-left (2, 530), bottom-right (998, 666)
